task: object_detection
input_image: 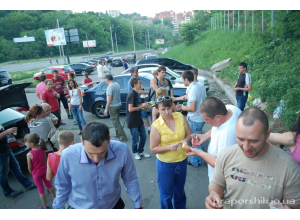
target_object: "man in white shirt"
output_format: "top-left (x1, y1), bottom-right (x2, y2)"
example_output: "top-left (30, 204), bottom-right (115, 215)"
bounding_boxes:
top-left (97, 61), bottom-right (105, 82)
top-left (176, 70), bottom-right (206, 168)
top-left (185, 97), bottom-right (241, 182)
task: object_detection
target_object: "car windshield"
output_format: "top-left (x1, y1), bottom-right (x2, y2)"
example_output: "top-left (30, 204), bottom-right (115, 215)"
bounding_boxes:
top-left (166, 68), bottom-right (181, 77)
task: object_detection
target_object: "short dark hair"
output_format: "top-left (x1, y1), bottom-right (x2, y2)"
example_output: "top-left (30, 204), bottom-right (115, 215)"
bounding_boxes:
top-left (68, 72), bottom-right (74, 79)
top-left (238, 107), bottom-right (269, 135)
top-left (238, 62), bottom-right (247, 70)
top-left (40, 74), bottom-right (47, 81)
top-left (82, 122), bottom-right (110, 147)
top-left (157, 65), bottom-right (166, 72)
top-left (189, 69), bottom-right (198, 77)
top-left (199, 97), bottom-right (227, 118)
top-left (130, 77), bottom-right (140, 88)
top-left (52, 69), bottom-right (58, 73)
top-left (181, 70), bottom-right (194, 82)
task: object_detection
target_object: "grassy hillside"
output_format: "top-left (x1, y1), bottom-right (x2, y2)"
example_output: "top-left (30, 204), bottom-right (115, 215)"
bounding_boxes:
top-left (161, 30), bottom-right (300, 128)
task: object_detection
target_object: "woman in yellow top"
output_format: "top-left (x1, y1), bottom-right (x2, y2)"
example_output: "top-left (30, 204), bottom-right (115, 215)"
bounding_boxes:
top-left (150, 96), bottom-right (192, 209)
top-left (152, 87), bottom-right (177, 123)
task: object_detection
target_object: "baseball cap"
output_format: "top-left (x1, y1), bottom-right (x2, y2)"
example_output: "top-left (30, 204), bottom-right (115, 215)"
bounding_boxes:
top-left (104, 74), bottom-right (113, 80)
top-left (130, 66), bottom-right (139, 73)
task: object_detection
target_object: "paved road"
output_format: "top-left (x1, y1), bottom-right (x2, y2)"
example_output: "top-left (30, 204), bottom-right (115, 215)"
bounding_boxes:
top-left (1, 49), bottom-right (158, 73)
top-left (0, 75), bottom-right (229, 209)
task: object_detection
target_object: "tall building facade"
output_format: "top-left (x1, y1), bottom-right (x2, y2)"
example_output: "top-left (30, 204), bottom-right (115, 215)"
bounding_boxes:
top-left (109, 10), bottom-right (120, 17)
top-left (150, 10), bottom-right (193, 32)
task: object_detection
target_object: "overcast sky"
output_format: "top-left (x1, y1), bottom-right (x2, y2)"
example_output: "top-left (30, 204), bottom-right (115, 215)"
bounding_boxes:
top-left (72, 10), bottom-right (192, 17)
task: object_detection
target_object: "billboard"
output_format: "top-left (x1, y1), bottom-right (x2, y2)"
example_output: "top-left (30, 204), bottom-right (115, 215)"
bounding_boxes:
top-left (83, 40), bottom-right (96, 48)
top-left (45, 28), bottom-right (66, 46)
top-left (13, 36), bottom-right (35, 43)
top-left (156, 39), bottom-right (164, 44)
top-left (65, 28), bottom-right (79, 44)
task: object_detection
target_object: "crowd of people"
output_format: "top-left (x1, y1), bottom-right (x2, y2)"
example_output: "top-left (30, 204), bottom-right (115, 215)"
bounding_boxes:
top-left (1, 60), bottom-right (300, 209)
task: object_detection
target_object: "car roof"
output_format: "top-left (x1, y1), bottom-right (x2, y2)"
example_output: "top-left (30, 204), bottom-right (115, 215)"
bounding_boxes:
top-left (135, 63), bottom-right (160, 67)
top-left (113, 57), bottom-right (122, 59)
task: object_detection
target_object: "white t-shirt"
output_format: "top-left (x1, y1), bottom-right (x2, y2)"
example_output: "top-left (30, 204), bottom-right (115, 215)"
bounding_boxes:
top-left (103, 65), bottom-right (111, 74)
top-left (186, 82), bottom-right (206, 122)
top-left (97, 65), bottom-right (105, 78)
top-left (207, 105), bottom-right (242, 182)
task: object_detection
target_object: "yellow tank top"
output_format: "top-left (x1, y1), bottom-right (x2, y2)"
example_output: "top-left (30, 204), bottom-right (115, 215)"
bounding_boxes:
top-left (152, 112), bottom-right (187, 163)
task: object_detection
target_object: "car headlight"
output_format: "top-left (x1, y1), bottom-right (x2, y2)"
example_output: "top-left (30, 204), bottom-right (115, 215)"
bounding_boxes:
top-left (204, 80), bottom-right (208, 84)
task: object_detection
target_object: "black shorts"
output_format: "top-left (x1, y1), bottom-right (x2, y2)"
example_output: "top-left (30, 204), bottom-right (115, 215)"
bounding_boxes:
top-left (58, 94), bottom-right (69, 109)
top-left (51, 110), bottom-right (61, 128)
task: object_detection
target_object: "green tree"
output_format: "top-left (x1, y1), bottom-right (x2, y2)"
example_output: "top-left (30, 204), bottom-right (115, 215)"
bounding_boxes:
top-left (163, 18), bottom-right (173, 29)
top-left (180, 21), bottom-right (201, 45)
top-left (153, 19), bottom-right (162, 25)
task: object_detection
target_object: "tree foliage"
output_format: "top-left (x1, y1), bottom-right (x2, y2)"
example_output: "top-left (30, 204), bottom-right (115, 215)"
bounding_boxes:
top-left (0, 10), bottom-right (176, 62)
top-left (180, 21), bottom-right (202, 45)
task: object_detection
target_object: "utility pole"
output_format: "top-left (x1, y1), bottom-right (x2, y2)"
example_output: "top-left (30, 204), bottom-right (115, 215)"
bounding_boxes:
top-left (145, 33), bottom-right (147, 49)
top-left (238, 11), bottom-right (240, 30)
top-left (233, 10), bottom-right (234, 32)
top-left (271, 10), bottom-right (274, 37)
top-left (131, 17), bottom-right (136, 53)
top-left (252, 10), bottom-right (254, 33)
top-left (110, 25), bottom-right (114, 53)
top-left (262, 10), bottom-right (264, 33)
top-left (228, 10), bottom-right (229, 30)
top-left (245, 10), bottom-right (246, 34)
top-left (115, 29), bottom-right (118, 53)
top-left (56, 11), bottom-right (66, 64)
top-left (148, 30), bottom-right (150, 52)
top-left (85, 32), bottom-right (91, 56)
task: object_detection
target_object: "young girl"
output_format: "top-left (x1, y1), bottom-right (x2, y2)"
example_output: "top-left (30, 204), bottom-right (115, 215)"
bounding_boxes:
top-left (68, 79), bottom-right (87, 135)
top-left (25, 133), bottom-right (56, 209)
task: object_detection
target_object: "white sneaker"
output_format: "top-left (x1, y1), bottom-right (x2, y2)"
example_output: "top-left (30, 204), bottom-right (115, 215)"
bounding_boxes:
top-left (134, 153), bottom-right (141, 160)
top-left (139, 152), bottom-right (151, 158)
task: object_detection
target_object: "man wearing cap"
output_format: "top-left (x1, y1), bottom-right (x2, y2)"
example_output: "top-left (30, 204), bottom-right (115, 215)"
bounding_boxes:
top-left (128, 66), bottom-right (152, 134)
top-left (104, 74), bottom-right (127, 142)
top-left (97, 61), bottom-right (105, 82)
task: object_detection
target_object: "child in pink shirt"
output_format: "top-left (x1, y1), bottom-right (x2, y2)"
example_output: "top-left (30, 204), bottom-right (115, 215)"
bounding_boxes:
top-left (25, 133), bottom-right (56, 209)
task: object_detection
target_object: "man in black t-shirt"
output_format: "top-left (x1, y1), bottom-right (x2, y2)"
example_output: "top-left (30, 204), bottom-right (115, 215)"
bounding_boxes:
top-left (0, 125), bottom-right (36, 198)
top-left (126, 78), bottom-right (151, 160)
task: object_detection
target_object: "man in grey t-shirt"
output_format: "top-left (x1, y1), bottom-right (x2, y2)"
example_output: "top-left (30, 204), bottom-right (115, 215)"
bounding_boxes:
top-left (104, 74), bottom-right (127, 142)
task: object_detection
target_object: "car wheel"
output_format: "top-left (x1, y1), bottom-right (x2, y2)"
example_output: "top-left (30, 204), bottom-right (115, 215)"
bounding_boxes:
top-left (81, 71), bottom-right (85, 76)
top-left (93, 102), bottom-right (110, 119)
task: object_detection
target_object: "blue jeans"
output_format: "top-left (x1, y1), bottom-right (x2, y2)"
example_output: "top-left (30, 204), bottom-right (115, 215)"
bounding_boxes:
top-left (187, 117), bottom-right (205, 167)
top-left (156, 158), bottom-right (187, 209)
top-left (71, 106), bottom-right (87, 131)
top-left (132, 59), bottom-right (135, 64)
top-left (129, 124), bottom-right (147, 154)
top-left (236, 95), bottom-right (248, 111)
top-left (140, 109), bottom-right (148, 120)
top-left (0, 149), bottom-right (33, 196)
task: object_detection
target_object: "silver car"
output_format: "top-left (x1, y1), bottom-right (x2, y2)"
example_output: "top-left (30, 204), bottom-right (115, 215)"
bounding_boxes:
top-left (137, 67), bottom-right (209, 92)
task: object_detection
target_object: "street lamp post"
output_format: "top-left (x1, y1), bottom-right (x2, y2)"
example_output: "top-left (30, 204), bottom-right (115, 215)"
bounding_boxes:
top-left (115, 25), bottom-right (121, 53)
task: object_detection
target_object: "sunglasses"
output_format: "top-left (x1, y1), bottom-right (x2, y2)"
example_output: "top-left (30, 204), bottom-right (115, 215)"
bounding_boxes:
top-left (156, 96), bottom-right (171, 103)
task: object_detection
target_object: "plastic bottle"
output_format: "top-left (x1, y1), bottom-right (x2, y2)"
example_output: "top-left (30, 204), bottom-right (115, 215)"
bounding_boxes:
top-left (183, 97), bottom-right (187, 106)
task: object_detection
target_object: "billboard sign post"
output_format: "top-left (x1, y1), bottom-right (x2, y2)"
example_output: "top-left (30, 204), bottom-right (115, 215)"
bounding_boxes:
top-left (63, 28), bottom-right (80, 64)
top-left (155, 39), bottom-right (164, 44)
top-left (83, 40), bottom-right (96, 48)
top-left (45, 28), bottom-right (66, 46)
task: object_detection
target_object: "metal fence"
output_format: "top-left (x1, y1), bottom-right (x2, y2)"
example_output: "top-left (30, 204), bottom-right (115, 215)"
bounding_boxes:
top-left (210, 10), bottom-right (290, 37)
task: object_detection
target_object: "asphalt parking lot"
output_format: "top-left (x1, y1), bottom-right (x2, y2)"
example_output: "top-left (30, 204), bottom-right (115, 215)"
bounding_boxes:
top-left (0, 65), bottom-right (232, 209)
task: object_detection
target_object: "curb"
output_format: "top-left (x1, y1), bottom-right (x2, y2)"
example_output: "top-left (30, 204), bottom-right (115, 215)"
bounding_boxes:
top-left (198, 68), bottom-right (237, 106)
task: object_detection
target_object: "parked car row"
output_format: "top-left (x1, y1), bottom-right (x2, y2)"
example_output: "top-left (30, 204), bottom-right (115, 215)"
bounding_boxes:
top-left (81, 73), bottom-right (187, 119)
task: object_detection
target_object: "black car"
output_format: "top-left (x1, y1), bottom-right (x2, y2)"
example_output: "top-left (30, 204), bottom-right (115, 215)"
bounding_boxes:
top-left (95, 55), bottom-right (108, 60)
top-left (69, 63), bottom-right (95, 75)
top-left (0, 70), bottom-right (12, 87)
top-left (0, 83), bottom-right (32, 167)
top-left (136, 57), bottom-right (197, 72)
top-left (107, 57), bottom-right (114, 64)
top-left (80, 61), bottom-right (95, 67)
top-left (88, 60), bottom-right (98, 66)
top-left (112, 57), bottom-right (123, 67)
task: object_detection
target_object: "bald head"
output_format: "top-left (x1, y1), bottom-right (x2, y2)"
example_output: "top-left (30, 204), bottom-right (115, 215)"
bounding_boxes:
top-left (41, 103), bottom-right (51, 117)
top-left (237, 107), bottom-right (269, 135)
